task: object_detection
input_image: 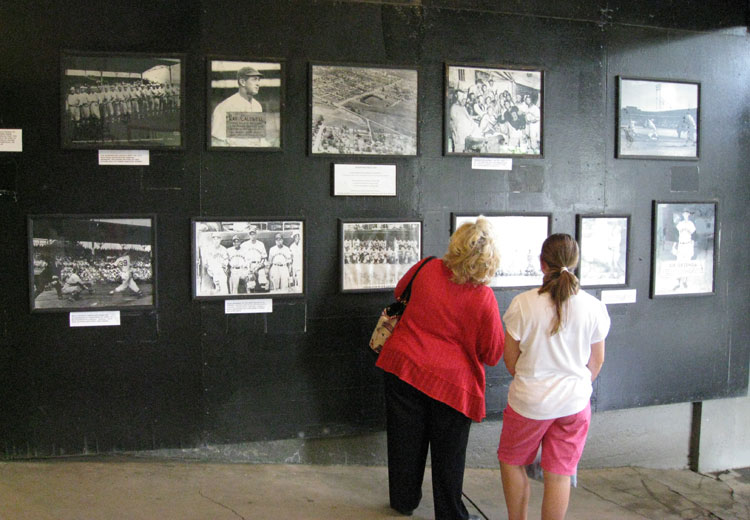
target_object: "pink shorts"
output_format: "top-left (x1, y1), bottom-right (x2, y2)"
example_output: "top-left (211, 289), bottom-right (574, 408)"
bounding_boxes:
top-left (497, 403), bottom-right (591, 476)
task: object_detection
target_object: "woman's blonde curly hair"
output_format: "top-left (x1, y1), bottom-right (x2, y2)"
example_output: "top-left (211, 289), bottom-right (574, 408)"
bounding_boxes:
top-left (443, 216), bottom-right (501, 285)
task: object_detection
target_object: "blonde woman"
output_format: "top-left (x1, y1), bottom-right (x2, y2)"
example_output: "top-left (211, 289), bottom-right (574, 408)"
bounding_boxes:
top-left (498, 234), bottom-right (611, 520)
top-left (376, 217), bottom-right (505, 520)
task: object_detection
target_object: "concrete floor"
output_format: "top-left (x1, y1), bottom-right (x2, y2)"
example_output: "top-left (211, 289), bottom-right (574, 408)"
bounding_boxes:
top-left (0, 458), bottom-right (748, 519)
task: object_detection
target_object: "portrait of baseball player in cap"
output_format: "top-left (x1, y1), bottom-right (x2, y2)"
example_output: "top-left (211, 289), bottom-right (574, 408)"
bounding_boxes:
top-left (208, 59), bottom-right (283, 150)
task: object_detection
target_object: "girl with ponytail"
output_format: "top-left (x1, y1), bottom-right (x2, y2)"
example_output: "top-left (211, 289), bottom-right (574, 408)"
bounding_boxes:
top-left (497, 234), bottom-right (611, 520)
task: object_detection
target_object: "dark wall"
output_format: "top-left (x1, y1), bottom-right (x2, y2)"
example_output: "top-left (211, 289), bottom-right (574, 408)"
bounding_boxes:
top-left (0, 0), bottom-right (748, 456)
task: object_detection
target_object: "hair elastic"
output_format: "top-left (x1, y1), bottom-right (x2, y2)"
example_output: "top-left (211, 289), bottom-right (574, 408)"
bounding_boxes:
top-left (560, 266), bottom-right (571, 273)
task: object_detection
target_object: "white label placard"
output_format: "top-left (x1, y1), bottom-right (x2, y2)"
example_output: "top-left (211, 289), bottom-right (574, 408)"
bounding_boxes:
top-left (98, 149), bottom-right (150, 166)
top-left (225, 299), bottom-right (273, 314)
top-left (333, 163), bottom-right (396, 196)
top-left (0, 129), bottom-right (22, 152)
top-left (600, 289), bottom-right (637, 305)
top-left (69, 311), bottom-right (121, 327)
top-left (471, 157), bottom-right (513, 171)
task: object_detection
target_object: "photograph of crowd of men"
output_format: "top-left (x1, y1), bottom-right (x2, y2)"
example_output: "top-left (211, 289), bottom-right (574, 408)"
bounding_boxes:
top-left (445, 65), bottom-right (542, 156)
top-left (61, 53), bottom-right (182, 148)
top-left (193, 220), bottom-right (303, 299)
top-left (453, 214), bottom-right (549, 287)
top-left (30, 217), bottom-right (155, 312)
top-left (340, 221), bottom-right (421, 292)
top-left (577, 216), bottom-right (629, 287)
top-left (652, 202), bottom-right (715, 297)
top-left (618, 77), bottom-right (699, 159)
top-left (208, 59), bottom-right (282, 149)
top-left (311, 64), bottom-right (418, 156)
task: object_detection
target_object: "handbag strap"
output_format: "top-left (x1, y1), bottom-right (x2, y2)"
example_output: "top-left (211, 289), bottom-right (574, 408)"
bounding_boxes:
top-left (399, 256), bottom-right (436, 303)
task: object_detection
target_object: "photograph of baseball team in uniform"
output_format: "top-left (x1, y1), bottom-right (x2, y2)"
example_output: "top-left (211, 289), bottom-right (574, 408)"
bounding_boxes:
top-left (208, 59), bottom-right (282, 150)
top-left (445, 64), bottom-right (542, 157)
top-left (310, 64), bottom-right (418, 156)
top-left (340, 220), bottom-right (421, 292)
top-left (453, 214), bottom-right (550, 288)
top-left (193, 219), bottom-right (303, 299)
top-left (617, 77), bottom-right (699, 159)
top-left (29, 216), bottom-right (155, 312)
top-left (61, 52), bottom-right (183, 149)
top-left (651, 202), bottom-right (716, 297)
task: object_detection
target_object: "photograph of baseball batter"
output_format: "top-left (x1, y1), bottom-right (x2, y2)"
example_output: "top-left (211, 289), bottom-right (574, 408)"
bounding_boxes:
top-left (208, 59), bottom-right (283, 150)
top-left (29, 216), bottom-right (155, 312)
top-left (339, 220), bottom-right (421, 292)
top-left (310, 64), bottom-right (418, 156)
top-left (192, 219), bottom-right (304, 299)
top-left (61, 52), bottom-right (183, 149)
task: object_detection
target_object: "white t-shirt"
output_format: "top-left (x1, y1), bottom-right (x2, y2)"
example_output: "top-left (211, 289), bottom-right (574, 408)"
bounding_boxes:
top-left (503, 288), bottom-right (611, 420)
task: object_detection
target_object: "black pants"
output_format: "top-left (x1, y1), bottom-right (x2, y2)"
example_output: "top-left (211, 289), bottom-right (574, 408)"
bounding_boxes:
top-left (384, 371), bottom-right (472, 520)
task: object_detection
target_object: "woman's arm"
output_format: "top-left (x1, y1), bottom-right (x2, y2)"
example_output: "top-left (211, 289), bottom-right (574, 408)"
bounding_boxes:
top-left (587, 340), bottom-right (606, 381)
top-left (503, 332), bottom-right (521, 376)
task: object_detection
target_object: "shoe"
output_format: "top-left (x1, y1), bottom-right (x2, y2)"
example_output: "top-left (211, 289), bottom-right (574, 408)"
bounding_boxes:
top-left (468, 515), bottom-right (483, 520)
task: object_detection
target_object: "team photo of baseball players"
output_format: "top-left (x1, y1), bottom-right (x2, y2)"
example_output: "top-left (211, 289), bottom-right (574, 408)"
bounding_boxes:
top-left (192, 219), bottom-right (304, 299)
top-left (61, 52), bottom-right (183, 149)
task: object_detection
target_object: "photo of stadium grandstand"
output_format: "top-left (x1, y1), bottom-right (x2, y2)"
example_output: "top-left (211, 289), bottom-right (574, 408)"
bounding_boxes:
top-left (61, 52), bottom-right (183, 149)
top-left (339, 220), bottom-right (421, 292)
top-left (29, 216), bottom-right (156, 312)
top-left (311, 64), bottom-right (418, 156)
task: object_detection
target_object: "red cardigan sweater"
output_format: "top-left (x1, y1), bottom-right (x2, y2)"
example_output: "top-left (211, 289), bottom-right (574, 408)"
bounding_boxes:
top-left (376, 257), bottom-right (505, 421)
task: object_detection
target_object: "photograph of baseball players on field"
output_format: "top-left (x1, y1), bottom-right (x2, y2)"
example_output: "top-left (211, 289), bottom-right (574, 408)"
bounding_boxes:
top-left (452, 213), bottom-right (550, 288)
top-left (192, 219), bottom-right (304, 299)
top-left (61, 51), bottom-right (184, 149)
top-left (445, 64), bottom-right (543, 157)
top-left (339, 219), bottom-right (421, 293)
top-left (617, 77), bottom-right (699, 159)
top-left (207, 58), bottom-right (283, 150)
top-left (310, 64), bottom-right (418, 156)
top-left (29, 215), bottom-right (156, 312)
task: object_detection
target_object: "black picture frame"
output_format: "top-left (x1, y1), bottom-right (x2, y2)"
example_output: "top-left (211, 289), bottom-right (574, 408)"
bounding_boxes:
top-left (61, 50), bottom-right (185, 150)
top-left (29, 215), bottom-right (157, 313)
top-left (444, 63), bottom-right (543, 157)
top-left (206, 57), bottom-right (284, 151)
top-left (451, 213), bottom-right (551, 288)
top-left (339, 218), bottom-right (422, 293)
top-left (576, 215), bottom-right (630, 288)
top-left (192, 218), bottom-right (304, 300)
top-left (616, 76), bottom-right (700, 160)
top-left (309, 63), bottom-right (418, 157)
top-left (650, 201), bottom-right (717, 298)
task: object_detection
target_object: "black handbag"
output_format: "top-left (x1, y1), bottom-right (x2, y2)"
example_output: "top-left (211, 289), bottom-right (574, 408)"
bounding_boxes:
top-left (368, 256), bottom-right (436, 354)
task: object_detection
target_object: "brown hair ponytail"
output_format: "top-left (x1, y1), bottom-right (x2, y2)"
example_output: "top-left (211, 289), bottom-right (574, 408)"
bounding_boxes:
top-left (538, 233), bottom-right (580, 335)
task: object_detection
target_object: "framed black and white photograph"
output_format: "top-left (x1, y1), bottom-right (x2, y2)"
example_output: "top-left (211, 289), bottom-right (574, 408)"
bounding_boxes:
top-left (61, 51), bottom-right (184, 149)
top-left (445, 64), bottom-right (543, 157)
top-left (651, 202), bottom-right (716, 298)
top-left (207, 58), bottom-right (283, 150)
top-left (576, 215), bottom-right (629, 287)
top-left (310, 63), bottom-right (418, 156)
top-left (29, 215), bottom-right (156, 313)
top-left (192, 219), bottom-right (304, 300)
top-left (452, 213), bottom-right (550, 288)
top-left (617, 77), bottom-right (699, 159)
top-left (340, 219), bottom-right (422, 293)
